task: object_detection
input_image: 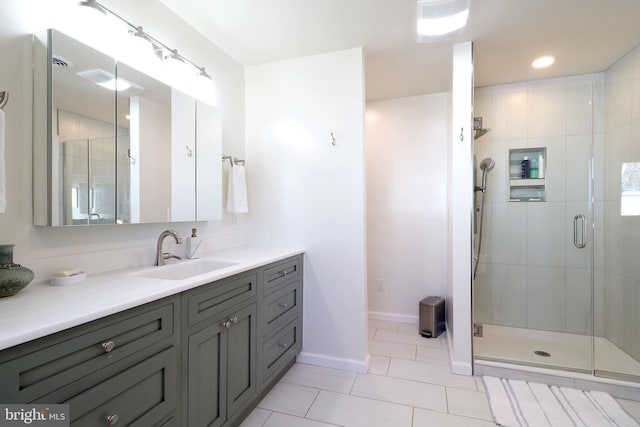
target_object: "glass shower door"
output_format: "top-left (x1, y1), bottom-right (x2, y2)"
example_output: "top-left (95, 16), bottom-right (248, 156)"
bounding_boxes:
top-left (472, 76), bottom-right (595, 374)
top-left (593, 46), bottom-right (640, 382)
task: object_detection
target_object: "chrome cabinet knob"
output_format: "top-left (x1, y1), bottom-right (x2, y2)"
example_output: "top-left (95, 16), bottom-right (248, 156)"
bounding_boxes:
top-left (278, 343), bottom-right (287, 348)
top-left (105, 414), bottom-right (119, 426)
top-left (101, 340), bottom-right (116, 353)
top-left (221, 320), bottom-right (231, 328)
top-left (279, 303), bottom-right (288, 309)
top-left (231, 316), bottom-right (238, 324)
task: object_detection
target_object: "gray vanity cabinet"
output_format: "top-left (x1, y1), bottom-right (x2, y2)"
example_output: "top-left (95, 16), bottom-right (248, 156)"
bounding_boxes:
top-left (259, 255), bottom-right (303, 386)
top-left (0, 296), bottom-right (180, 426)
top-left (0, 255), bottom-right (303, 427)
top-left (181, 271), bottom-right (258, 427)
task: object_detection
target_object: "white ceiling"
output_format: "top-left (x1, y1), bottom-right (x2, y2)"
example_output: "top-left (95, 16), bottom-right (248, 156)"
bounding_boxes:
top-left (158, 0), bottom-right (640, 101)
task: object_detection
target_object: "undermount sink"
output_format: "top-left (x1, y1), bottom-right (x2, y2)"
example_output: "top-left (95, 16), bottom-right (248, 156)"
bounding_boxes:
top-left (133, 259), bottom-right (238, 280)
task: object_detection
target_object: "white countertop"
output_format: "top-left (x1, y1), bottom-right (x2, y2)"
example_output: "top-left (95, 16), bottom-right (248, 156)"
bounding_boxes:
top-left (0, 246), bottom-right (304, 351)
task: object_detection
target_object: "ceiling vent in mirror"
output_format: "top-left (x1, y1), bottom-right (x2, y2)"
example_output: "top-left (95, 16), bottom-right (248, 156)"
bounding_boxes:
top-left (52, 54), bottom-right (73, 69)
top-left (76, 68), bottom-right (143, 92)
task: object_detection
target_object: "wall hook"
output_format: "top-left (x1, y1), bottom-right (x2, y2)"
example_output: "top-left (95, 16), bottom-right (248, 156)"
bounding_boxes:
top-left (330, 132), bottom-right (336, 146)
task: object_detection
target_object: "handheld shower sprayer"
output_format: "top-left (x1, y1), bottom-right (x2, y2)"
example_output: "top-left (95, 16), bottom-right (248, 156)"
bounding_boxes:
top-left (475, 157), bottom-right (495, 193)
top-left (473, 157), bottom-right (494, 279)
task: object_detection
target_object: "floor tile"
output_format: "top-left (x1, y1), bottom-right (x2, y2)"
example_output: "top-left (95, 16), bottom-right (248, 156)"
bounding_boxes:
top-left (257, 382), bottom-right (319, 417)
top-left (369, 319), bottom-right (398, 330)
top-left (239, 408), bottom-right (271, 427)
top-left (350, 373), bottom-right (447, 412)
top-left (397, 323), bottom-right (419, 333)
top-left (374, 329), bottom-right (442, 348)
top-left (369, 340), bottom-right (416, 360)
top-left (368, 355), bottom-right (390, 375)
top-left (281, 363), bottom-right (357, 393)
top-left (415, 346), bottom-right (450, 366)
top-left (413, 408), bottom-right (496, 427)
top-left (262, 412), bottom-right (341, 427)
top-left (446, 388), bottom-right (493, 421)
top-left (306, 390), bottom-right (413, 427)
top-left (388, 358), bottom-right (478, 391)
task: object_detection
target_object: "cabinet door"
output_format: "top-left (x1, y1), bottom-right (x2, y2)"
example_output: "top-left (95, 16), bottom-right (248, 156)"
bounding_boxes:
top-left (187, 321), bottom-right (227, 427)
top-left (226, 303), bottom-right (257, 417)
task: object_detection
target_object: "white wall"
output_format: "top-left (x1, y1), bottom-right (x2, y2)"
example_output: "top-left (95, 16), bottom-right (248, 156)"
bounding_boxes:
top-left (448, 42), bottom-right (473, 376)
top-left (0, 0), bottom-right (246, 282)
top-left (366, 94), bottom-right (449, 322)
top-left (245, 48), bottom-right (369, 372)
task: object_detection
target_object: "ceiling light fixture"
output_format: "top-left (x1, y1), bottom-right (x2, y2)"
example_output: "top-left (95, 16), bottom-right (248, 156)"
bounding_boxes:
top-left (76, 1), bottom-right (214, 96)
top-left (531, 55), bottom-right (556, 69)
top-left (78, 0), bottom-right (107, 16)
top-left (417, 0), bottom-right (471, 42)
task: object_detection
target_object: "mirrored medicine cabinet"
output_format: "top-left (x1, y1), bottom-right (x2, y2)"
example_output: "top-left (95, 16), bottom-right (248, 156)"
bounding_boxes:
top-left (33, 29), bottom-right (222, 226)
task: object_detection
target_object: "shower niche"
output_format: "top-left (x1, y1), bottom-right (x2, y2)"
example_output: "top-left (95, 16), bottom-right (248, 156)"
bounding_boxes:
top-left (509, 147), bottom-right (546, 202)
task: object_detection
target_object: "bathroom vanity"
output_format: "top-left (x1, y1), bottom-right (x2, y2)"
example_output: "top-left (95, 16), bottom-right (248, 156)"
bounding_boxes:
top-left (0, 248), bottom-right (303, 426)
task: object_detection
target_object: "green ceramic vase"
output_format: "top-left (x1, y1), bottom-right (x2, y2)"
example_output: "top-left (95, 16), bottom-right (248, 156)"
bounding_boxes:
top-left (0, 244), bottom-right (34, 297)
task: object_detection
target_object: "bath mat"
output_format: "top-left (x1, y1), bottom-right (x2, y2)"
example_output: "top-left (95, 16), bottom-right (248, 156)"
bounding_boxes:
top-left (483, 376), bottom-right (640, 426)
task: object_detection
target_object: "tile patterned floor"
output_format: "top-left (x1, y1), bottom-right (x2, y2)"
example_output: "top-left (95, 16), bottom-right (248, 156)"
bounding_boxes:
top-left (240, 319), bottom-right (640, 427)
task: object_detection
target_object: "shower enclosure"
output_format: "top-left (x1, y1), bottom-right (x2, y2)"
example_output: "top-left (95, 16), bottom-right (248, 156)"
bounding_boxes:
top-left (472, 46), bottom-right (640, 384)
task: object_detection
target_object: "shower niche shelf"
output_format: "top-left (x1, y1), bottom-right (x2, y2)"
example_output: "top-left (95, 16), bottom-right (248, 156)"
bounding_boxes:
top-left (509, 147), bottom-right (546, 202)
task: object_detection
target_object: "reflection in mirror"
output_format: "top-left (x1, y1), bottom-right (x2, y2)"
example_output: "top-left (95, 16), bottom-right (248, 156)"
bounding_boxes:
top-left (33, 29), bottom-right (222, 226)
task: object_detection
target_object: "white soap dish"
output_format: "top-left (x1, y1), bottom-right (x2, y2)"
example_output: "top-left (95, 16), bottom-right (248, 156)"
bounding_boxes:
top-left (50, 270), bottom-right (87, 286)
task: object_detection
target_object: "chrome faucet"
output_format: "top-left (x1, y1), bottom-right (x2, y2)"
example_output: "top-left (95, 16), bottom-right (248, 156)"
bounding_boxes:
top-left (155, 230), bottom-right (183, 266)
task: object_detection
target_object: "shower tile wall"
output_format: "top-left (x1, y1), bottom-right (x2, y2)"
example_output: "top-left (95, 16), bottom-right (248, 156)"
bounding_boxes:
top-left (602, 42), bottom-right (640, 362)
top-left (473, 73), bottom-right (604, 336)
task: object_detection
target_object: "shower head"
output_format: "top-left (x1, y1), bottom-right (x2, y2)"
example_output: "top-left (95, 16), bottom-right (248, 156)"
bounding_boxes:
top-left (473, 117), bottom-right (491, 140)
top-left (479, 157), bottom-right (495, 172)
top-left (474, 128), bottom-right (491, 140)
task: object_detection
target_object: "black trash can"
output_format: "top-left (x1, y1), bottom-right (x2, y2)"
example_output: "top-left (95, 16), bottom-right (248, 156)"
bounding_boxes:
top-left (419, 296), bottom-right (445, 338)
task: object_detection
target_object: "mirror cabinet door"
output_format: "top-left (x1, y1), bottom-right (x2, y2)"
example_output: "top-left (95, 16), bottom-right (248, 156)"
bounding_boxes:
top-left (196, 101), bottom-right (222, 221)
top-left (33, 29), bottom-right (223, 226)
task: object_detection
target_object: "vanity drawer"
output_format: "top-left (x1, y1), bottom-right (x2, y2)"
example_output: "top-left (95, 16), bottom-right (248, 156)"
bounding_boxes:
top-left (262, 318), bottom-right (302, 383)
top-left (185, 271), bottom-right (257, 327)
top-left (262, 255), bottom-right (302, 295)
top-left (0, 297), bottom-right (178, 403)
top-left (263, 280), bottom-right (302, 337)
top-left (66, 346), bottom-right (177, 426)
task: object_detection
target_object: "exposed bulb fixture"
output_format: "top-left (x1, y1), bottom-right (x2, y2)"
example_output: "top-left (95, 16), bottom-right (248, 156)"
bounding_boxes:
top-left (78, 0), bottom-right (106, 16)
top-left (417, 0), bottom-right (471, 42)
top-left (76, 0), bottom-right (214, 102)
top-left (163, 49), bottom-right (188, 78)
top-left (532, 55), bottom-right (556, 69)
top-left (197, 67), bottom-right (212, 81)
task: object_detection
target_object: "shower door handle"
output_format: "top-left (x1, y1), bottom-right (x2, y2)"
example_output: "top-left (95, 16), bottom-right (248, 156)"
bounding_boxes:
top-left (574, 214), bottom-right (587, 249)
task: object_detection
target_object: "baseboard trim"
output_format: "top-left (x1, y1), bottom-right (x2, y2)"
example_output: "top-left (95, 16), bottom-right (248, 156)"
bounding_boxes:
top-left (296, 351), bottom-right (370, 373)
top-left (368, 311), bottom-right (418, 324)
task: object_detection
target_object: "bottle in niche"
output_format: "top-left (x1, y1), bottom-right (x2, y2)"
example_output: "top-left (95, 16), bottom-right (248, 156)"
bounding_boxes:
top-left (520, 156), bottom-right (530, 179)
top-left (538, 154), bottom-right (545, 178)
top-left (187, 228), bottom-right (203, 259)
top-left (529, 157), bottom-right (538, 178)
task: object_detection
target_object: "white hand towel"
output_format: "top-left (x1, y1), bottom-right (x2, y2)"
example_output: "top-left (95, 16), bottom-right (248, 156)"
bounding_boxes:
top-left (226, 164), bottom-right (248, 213)
top-left (0, 110), bottom-right (6, 213)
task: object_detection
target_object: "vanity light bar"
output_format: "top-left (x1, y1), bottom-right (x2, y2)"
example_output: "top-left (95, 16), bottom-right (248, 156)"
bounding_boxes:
top-left (78, 0), bottom-right (212, 81)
